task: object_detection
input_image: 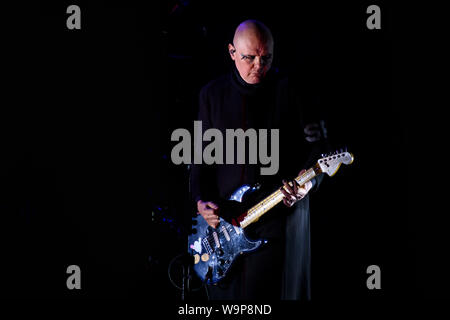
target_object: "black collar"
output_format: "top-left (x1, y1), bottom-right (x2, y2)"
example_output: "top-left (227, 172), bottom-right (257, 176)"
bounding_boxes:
top-left (230, 65), bottom-right (267, 96)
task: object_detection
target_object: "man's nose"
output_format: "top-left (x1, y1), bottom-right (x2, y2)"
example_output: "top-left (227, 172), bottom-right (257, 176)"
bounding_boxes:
top-left (254, 57), bottom-right (264, 69)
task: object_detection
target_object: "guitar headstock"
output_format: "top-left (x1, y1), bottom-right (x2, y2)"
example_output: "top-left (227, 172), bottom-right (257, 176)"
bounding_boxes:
top-left (317, 149), bottom-right (354, 176)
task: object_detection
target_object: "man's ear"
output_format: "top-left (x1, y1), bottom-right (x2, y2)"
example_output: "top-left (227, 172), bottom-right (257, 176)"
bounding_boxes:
top-left (228, 43), bottom-right (236, 60)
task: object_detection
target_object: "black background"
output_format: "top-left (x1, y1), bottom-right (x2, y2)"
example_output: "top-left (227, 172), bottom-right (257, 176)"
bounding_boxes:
top-left (1, 0), bottom-right (422, 302)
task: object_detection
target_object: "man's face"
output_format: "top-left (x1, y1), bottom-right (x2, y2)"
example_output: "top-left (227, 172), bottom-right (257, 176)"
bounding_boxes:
top-left (229, 35), bottom-right (273, 84)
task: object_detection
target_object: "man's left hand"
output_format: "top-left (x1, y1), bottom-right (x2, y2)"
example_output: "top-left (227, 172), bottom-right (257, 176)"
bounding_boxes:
top-left (280, 169), bottom-right (312, 207)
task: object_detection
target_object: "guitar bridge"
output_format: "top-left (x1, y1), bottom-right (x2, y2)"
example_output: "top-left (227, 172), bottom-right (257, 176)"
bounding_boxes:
top-left (202, 238), bottom-right (213, 255)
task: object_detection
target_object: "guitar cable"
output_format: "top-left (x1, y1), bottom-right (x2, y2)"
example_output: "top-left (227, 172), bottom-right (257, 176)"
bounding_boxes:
top-left (167, 164), bottom-right (210, 298)
top-left (167, 253), bottom-right (205, 292)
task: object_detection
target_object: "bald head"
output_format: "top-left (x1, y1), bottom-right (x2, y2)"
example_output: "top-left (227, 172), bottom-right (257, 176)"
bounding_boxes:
top-left (229, 20), bottom-right (274, 84)
top-left (233, 20), bottom-right (274, 50)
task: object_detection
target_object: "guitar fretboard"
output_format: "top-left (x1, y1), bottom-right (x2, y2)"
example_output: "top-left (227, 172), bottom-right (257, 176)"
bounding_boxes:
top-left (240, 166), bottom-right (320, 228)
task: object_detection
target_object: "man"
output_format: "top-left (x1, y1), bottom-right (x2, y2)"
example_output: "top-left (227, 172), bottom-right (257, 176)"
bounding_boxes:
top-left (190, 20), bottom-right (323, 300)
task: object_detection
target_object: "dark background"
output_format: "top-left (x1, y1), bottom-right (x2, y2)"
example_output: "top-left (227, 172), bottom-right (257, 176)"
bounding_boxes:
top-left (1, 0), bottom-right (420, 301)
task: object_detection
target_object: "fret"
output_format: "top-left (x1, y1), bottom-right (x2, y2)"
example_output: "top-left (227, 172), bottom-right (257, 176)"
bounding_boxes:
top-left (240, 168), bottom-right (317, 228)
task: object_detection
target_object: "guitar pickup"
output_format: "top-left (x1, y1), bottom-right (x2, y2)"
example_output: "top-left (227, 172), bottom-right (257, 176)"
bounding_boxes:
top-left (212, 231), bottom-right (220, 248)
top-left (221, 226), bottom-right (231, 241)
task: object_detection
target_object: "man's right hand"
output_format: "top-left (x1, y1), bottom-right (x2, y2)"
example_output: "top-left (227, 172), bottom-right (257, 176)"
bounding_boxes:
top-left (197, 200), bottom-right (220, 228)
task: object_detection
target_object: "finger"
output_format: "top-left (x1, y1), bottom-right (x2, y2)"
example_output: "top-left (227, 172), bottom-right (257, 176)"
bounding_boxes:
top-left (207, 216), bottom-right (219, 224)
top-left (298, 169), bottom-right (306, 176)
top-left (293, 179), bottom-right (298, 195)
top-left (206, 202), bottom-right (219, 210)
top-left (283, 197), bottom-right (293, 207)
top-left (206, 212), bottom-right (217, 219)
top-left (199, 210), bottom-right (214, 220)
top-left (280, 185), bottom-right (297, 202)
top-left (280, 186), bottom-right (291, 198)
top-left (203, 208), bottom-right (217, 216)
top-left (212, 215), bottom-right (220, 222)
top-left (282, 179), bottom-right (294, 195)
top-left (207, 217), bottom-right (220, 228)
top-left (296, 187), bottom-right (307, 198)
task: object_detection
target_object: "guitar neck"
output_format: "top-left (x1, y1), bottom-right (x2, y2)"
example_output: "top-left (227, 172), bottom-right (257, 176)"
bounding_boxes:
top-left (240, 164), bottom-right (322, 228)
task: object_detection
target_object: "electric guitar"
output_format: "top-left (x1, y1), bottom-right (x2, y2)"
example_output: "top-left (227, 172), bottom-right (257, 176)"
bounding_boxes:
top-left (188, 149), bottom-right (354, 283)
